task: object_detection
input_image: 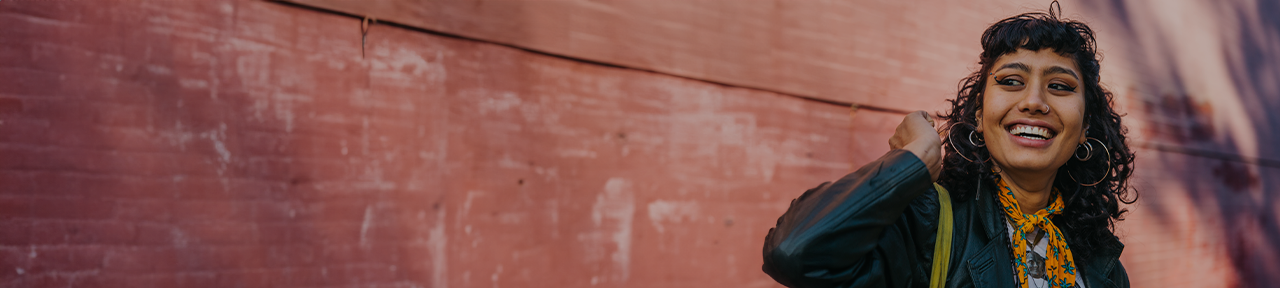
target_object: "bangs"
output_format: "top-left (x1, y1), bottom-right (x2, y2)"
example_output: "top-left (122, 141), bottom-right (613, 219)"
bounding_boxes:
top-left (979, 13), bottom-right (1096, 62)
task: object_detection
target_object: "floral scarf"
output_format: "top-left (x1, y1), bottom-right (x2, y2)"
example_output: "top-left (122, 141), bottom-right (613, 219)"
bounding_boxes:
top-left (995, 177), bottom-right (1078, 288)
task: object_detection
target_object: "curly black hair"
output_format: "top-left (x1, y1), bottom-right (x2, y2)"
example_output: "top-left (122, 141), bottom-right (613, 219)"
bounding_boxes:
top-left (935, 11), bottom-right (1137, 260)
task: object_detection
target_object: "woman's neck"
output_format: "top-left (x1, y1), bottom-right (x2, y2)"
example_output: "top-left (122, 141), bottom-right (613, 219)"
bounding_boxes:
top-left (997, 167), bottom-right (1056, 215)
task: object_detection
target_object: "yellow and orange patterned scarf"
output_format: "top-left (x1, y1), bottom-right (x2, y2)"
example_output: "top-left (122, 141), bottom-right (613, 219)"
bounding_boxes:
top-left (995, 177), bottom-right (1078, 288)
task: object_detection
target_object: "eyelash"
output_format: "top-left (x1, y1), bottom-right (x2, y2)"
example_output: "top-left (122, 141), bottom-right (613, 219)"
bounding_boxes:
top-left (996, 77), bottom-right (1022, 86)
top-left (995, 77), bottom-right (1077, 91)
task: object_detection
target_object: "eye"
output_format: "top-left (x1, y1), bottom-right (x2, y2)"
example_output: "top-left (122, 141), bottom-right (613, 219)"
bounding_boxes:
top-left (996, 77), bottom-right (1023, 86)
top-left (1049, 83), bottom-right (1076, 91)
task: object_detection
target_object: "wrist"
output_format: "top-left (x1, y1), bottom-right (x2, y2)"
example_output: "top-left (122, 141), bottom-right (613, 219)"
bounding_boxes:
top-left (902, 139), bottom-right (941, 181)
top-left (902, 140), bottom-right (933, 160)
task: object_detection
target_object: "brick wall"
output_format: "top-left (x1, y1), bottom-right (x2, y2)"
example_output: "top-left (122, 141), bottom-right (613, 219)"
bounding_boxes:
top-left (2, 0), bottom-right (1277, 287)
top-left (0, 0), bottom-right (880, 287)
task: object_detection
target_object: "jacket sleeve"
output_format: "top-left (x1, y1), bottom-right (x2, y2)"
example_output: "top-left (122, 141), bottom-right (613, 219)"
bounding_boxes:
top-left (762, 149), bottom-right (940, 288)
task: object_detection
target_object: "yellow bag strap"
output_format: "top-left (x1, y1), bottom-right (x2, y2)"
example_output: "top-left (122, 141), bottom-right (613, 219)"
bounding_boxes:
top-left (929, 183), bottom-right (954, 288)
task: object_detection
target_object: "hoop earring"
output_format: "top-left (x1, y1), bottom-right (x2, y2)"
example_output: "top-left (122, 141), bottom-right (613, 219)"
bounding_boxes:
top-left (1073, 140), bottom-right (1093, 161)
top-left (948, 127), bottom-right (991, 163)
top-left (1068, 137), bottom-right (1111, 187)
top-left (968, 130), bottom-right (986, 147)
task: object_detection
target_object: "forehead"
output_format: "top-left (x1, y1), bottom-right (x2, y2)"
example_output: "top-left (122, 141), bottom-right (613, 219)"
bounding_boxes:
top-left (992, 48), bottom-right (1079, 73)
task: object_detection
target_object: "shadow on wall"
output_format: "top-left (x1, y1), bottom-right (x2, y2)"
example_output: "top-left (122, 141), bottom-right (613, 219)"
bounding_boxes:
top-left (1082, 0), bottom-right (1280, 285)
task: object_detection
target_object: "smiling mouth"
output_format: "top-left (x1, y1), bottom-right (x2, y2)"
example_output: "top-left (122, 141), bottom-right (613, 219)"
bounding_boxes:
top-left (1007, 124), bottom-right (1057, 141)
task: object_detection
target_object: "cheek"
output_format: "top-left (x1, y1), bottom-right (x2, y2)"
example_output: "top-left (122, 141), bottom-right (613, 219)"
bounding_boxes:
top-left (1060, 100), bottom-right (1088, 131)
top-left (1050, 102), bottom-right (1088, 149)
top-left (978, 95), bottom-right (1010, 131)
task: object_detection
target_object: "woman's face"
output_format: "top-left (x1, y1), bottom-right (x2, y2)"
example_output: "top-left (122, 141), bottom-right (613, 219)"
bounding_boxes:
top-left (976, 48), bottom-right (1088, 175)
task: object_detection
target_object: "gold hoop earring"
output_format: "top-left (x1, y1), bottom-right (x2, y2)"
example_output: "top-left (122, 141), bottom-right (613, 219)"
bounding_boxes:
top-left (968, 130), bottom-right (986, 147)
top-left (1068, 137), bottom-right (1111, 186)
top-left (948, 125), bottom-right (991, 163)
top-left (1073, 140), bottom-right (1093, 161)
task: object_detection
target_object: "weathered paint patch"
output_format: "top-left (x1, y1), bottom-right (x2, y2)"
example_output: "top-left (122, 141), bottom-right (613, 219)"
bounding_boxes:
top-left (647, 200), bottom-right (701, 234)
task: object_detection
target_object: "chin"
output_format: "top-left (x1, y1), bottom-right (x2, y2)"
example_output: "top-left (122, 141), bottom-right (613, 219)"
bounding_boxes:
top-left (995, 153), bottom-right (1065, 174)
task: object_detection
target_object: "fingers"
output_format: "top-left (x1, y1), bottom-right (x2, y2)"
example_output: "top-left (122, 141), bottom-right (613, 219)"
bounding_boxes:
top-left (921, 111), bottom-right (935, 127)
top-left (891, 111), bottom-right (943, 152)
top-left (889, 126), bottom-right (905, 150)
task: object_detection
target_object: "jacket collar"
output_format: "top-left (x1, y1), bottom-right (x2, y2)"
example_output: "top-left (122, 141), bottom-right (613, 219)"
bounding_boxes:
top-left (976, 179), bottom-right (1002, 240)
top-left (1081, 238), bottom-right (1124, 288)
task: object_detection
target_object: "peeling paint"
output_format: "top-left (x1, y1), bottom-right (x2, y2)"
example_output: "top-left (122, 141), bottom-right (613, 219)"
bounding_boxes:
top-left (647, 200), bottom-right (701, 234)
top-left (429, 207), bottom-right (448, 288)
top-left (360, 205), bottom-right (374, 248)
top-left (579, 178), bottom-right (635, 283)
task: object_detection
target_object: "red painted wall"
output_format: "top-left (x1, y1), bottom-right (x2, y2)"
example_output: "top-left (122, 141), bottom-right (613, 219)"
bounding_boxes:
top-left (0, 1), bottom-right (874, 287)
top-left (2, 0), bottom-right (1277, 287)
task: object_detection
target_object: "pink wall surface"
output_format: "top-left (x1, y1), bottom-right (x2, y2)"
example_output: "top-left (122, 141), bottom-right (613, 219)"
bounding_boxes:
top-left (1, 0), bottom-right (1277, 287)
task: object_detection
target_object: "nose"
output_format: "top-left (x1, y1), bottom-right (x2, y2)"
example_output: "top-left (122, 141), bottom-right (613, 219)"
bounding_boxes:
top-left (1016, 84), bottom-right (1050, 115)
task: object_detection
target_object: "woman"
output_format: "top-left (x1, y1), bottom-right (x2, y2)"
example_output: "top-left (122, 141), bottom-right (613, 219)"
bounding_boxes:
top-left (761, 7), bottom-right (1136, 288)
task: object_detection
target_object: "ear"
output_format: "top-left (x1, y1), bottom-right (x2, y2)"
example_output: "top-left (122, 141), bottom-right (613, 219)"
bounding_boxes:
top-left (974, 110), bottom-right (985, 133)
top-left (1079, 125), bottom-right (1090, 144)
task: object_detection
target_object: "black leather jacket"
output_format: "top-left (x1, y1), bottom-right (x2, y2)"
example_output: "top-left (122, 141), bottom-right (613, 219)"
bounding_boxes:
top-left (762, 150), bottom-right (1129, 288)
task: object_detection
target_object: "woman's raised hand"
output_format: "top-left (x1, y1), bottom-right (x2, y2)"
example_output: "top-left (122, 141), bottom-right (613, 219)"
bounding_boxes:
top-left (889, 111), bottom-right (942, 181)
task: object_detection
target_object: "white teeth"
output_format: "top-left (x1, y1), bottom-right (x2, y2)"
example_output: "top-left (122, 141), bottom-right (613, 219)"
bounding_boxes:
top-left (1009, 125), bottom-right (1053, 140)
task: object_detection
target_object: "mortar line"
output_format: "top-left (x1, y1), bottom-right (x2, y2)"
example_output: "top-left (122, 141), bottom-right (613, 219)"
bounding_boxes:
top-left (269, 0), bottom-right (1280, 168)
top-left (266, 0), bottom-right (910, 113)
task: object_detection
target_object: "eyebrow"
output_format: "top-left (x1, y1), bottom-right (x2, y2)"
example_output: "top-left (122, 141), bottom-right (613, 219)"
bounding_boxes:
top-left (996, 62), bottom-right (1080, 81)
top-left (1044, 66), bottom-right (1080, 81)
top-left (997, 62), bottom-right (1030, 73)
